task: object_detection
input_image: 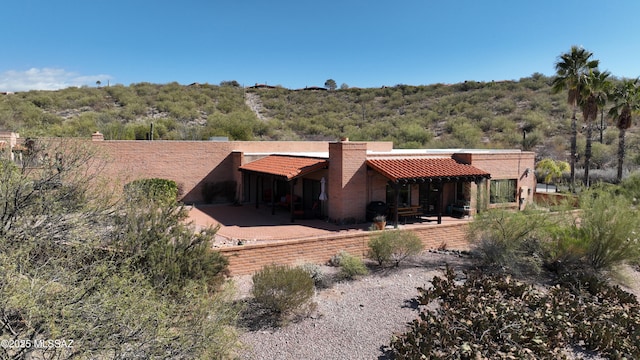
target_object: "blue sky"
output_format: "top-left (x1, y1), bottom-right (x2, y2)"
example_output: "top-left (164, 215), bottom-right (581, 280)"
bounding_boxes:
top-left (2, 0), bottom-right (640, 92)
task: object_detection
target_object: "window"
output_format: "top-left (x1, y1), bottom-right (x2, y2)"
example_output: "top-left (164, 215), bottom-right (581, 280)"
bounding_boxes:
top-left (489, 179), bottom-right (517, 204)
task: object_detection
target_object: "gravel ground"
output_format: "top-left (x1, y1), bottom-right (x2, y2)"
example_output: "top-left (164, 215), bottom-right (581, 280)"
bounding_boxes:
top-left (236, 252), bottom-right (470, 360)
top-left (235, 253), bottom-right (640, 360)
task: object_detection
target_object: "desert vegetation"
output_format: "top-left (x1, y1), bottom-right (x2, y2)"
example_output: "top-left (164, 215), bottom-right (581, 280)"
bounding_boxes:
top-left (250, 264), bottom-right (315, 324)
top-left (2, 47), bottom-right (640, 358)
top-left (390, 265), bottom-right (640, 359)
top-left (368, 229), bottom-right (425, 267)
top-left (0, 139), bottom-right (239, 359)
top-left (2, 140), bottom-right (640, 359)
top-left (2, 54), bottom-right (640, 188)
top-left (329, 250), bottom-right (369, 280)
top-left (235, 186), bottom-right (640, 358)
top-left (390, 185), bottom-right (640, 359)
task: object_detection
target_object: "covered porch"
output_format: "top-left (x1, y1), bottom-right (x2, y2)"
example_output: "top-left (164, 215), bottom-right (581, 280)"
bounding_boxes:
top-left (238, 154), bottom-right (329, 222)
top-left (366, 157), bottom-right (491, 228)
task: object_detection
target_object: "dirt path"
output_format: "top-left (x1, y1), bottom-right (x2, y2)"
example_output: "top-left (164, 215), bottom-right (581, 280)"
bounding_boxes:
top-left (244, 92), bottom-right (268, 121)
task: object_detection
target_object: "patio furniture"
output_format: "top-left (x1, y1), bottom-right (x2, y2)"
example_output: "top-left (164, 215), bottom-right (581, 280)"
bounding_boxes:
top-left (390, 205), bottom-right (423, 223)
top-left (450, 201), bottom-right (470, 218)
top-left (279, 194), bottom-right (300, 210)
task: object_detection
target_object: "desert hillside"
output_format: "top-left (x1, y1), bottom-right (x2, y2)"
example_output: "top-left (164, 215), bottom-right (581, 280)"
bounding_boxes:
top-left (2, 75), bottom-right (639, 180)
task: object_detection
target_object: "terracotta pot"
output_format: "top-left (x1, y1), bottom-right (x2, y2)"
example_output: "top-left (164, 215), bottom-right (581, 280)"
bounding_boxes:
top-left (374, 221), bottom-right (386, 230)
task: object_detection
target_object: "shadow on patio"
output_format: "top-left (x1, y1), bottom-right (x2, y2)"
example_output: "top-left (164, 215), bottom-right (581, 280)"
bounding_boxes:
top-left (188, 203), bottom-right (471, 244)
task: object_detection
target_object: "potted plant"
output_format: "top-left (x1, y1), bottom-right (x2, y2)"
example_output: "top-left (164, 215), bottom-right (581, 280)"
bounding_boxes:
top-left (373, 215), bottom-right (387, 230)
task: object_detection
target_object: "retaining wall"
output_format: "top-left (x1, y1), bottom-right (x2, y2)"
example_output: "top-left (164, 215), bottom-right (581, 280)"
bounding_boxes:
top-left (534, 192), bottom-right (578, 207)
top-left (218, 222), bottom-right (470, 275)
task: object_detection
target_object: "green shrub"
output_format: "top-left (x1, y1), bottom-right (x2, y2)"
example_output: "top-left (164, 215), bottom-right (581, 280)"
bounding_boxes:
top-left (542, 189), bottom-right (640, 278)
top-left (368, 234), bottom-right (394, 266)
top-left (542, 227), bottom-right (587, 274)
top-left (389, 231), bottom-right (424, 267)
top-left (368, 230), bottom-right (425, 267)
top-left (619, 171), bottom-right (640, 201)
top-left (468, 209), bottom-right (553, 275)
top-left (124, 178), bottom-right (179, 204)
top-left (298, 263), bottom-right (331, 288)
top-left (251, 265), bottom-right (315, 317)
top-left (117, 198), bottom-right (229, 295)
top-left (390, 267), bottom-right (640, 359)
top-left (573, 190), bottom-right (640, 272)
top-left (331, 251), bottom-right (368, 279)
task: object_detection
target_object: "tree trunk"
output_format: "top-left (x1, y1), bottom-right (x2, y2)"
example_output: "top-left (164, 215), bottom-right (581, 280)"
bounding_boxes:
top-left (570, 108), bottom-right (577, 192)
top-left (617, 127), bottom-right (627, 182)
top-left (584, 119), bottom-right (592, 187)
top-left (584, 96), bottom-right (599, 188)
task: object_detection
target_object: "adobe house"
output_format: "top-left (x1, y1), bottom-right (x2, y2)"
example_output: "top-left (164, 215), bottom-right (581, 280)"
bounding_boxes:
top-left (5, 132), bottom-right (535, 228)
top-left (237, 138), bottom-right (535, 227)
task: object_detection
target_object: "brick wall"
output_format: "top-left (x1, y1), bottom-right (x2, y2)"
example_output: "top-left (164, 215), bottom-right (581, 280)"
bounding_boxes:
top-left (91, 139), bottom-right (394, 204)
top-left (534, 192), bottom-right (578, 207)
top-left (218, 222), bottom-right (470, 275)
top-left (368, 171), bottom-right (388, 203)
top-left (328, 141), bottom-right (368, 223)
top-left (89, 138), bottom-right (534, 210)
top-left (456, 151), bottom-right (536, 208)
top-left (92, 140), bottom-right (238, 203)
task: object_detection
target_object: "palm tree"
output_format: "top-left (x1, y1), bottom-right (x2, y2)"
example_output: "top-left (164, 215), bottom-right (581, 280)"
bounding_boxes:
top-left (552, 46), bottom-right (599, 191)
top-left (579, 70), bottom-right (611, 187)
top-left (608, 79), bottom-right (640, 182)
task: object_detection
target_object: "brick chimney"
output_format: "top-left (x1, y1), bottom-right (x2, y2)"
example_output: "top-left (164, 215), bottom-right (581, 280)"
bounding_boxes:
top-left (328, 141), bottom-right (368, 223)
top-left (91, 131), bottom-right (104, 141)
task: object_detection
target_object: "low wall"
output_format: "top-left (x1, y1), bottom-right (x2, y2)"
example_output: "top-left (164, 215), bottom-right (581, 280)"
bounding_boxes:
top-left (218, 222), bottom-right (470, 275)
top-left (534, 192), bottom-right (578, 207)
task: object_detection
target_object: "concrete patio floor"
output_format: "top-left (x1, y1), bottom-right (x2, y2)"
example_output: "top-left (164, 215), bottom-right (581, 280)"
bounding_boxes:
top-left (188, 203), bottom-right (471, 246)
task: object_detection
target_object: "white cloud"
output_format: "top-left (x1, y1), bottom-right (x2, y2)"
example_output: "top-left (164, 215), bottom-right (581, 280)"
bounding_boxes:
top-left (0, 68), bottom-right (112, 92)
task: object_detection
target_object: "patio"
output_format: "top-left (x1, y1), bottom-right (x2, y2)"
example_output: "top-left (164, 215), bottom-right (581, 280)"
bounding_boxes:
top-left (188, 203), bottom-right (471, 247)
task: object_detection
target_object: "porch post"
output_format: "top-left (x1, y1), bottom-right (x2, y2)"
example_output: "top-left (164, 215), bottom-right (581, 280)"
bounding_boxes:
top-left (255, 176), bottom-right (260, 209)
top-left (437, 182), bottom-right (443, 224)
top-left (271, 177), bottom-right (276, 215)
top-left (393, 182), bottom-right (400, 229)
top-left (289, 180), bottom-right (295, 222)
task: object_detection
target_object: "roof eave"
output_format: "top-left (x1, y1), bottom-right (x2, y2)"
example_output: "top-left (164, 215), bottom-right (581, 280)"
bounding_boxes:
top-left (390, 174), bottom-right (491, 184)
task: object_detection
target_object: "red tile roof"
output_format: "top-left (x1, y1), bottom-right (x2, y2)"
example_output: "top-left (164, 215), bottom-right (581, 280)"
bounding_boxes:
top-left (367, 158), bottom-right (490, 182)
top-left (239, 155), bottom-right (328, 180)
